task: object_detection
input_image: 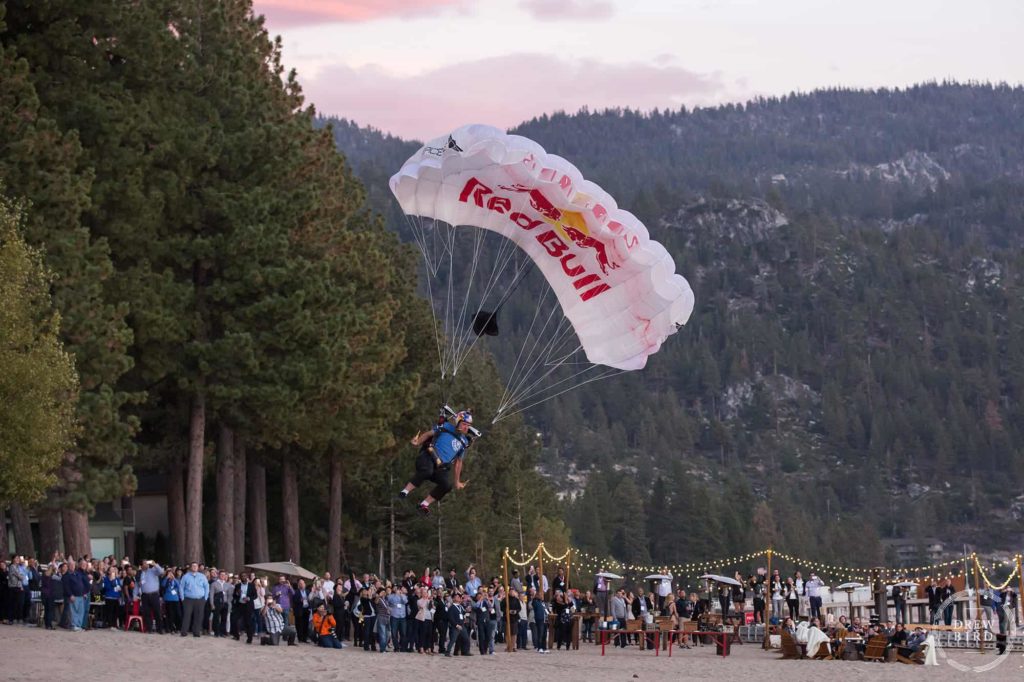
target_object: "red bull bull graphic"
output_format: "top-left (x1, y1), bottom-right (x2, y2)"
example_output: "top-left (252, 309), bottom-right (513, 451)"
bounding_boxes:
top-left (497, 184), bottom-right (621, 276)
top-left (458, 177), bottom-right (611, 302)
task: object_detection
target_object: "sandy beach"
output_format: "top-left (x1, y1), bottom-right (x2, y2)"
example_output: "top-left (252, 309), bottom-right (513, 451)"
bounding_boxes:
top-left (2, 626), bottom-right (1019, 681)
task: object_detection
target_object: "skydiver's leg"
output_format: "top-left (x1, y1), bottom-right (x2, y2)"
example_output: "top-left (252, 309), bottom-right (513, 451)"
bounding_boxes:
top-left (401, 450), bottom-right (434, 498)
top-left (420, 468), bottom-right (452, 511)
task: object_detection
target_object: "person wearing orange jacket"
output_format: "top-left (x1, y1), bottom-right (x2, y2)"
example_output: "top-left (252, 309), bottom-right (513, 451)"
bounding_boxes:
top-left (312, 603), bottom-right (344, 649)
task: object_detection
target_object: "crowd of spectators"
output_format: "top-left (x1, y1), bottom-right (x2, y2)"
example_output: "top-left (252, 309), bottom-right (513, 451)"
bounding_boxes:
top-left (2, 552), bottom-right (1019, 659)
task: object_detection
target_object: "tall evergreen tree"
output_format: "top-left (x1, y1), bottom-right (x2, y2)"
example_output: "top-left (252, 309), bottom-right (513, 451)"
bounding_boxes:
top-left (0, 195), bottom-right (78, 505)
top-left (1, 5), bottom-right (137, 554)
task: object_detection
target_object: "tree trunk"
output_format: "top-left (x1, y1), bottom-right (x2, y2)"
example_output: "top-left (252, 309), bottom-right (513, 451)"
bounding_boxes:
top-left (327, 456), bottom-right (343, 575)
top-left (167, 455), bottom-right (186, 565)
top-left (216, 424), bottom-right (235, 571)
top-left (185, 392), bottom-right (206, 563)
top-left (233, 438), bottom-right (247, 565)
top-left (281, 455), bottom-right (300, 564)
top-left (61, 508), bottom-right (90, 559)
top-left (247, 458), bottom-right (268, 563)
top-left (9, 503), bottom-right (36, 557)
top-left (38, 506), bottom-right (63, 560)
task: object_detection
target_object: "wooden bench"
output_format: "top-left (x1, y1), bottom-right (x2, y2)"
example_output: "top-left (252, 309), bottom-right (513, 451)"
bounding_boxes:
top-left (666, 630), bottom-right (730, 657)
top-left (599, 628), bottom-right (662, 656)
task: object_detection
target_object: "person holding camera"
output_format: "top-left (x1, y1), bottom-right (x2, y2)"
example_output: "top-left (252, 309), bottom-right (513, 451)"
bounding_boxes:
top-left (260, 596), bottom-right (296, 646)
top-left (312, 603), bottom-right (344, 649)
top-left (138, 559), bottom-right (164, 634)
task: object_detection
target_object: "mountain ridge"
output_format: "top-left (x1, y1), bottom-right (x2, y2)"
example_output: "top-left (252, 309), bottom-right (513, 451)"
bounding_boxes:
top-left (320, 82), bottom-right (1024, 566)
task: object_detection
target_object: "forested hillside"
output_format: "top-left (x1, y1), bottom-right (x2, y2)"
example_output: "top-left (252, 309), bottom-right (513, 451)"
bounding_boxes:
top-left (1, 0), bottom-right (567, 578)
top-left (323, 83), bottom-right (1024, 570)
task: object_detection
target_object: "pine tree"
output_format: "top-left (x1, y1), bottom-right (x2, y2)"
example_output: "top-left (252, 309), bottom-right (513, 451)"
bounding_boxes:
top-left (1, 7), bottom-right (137, 552)
top-left (0, 195), bottom-right (78, 504)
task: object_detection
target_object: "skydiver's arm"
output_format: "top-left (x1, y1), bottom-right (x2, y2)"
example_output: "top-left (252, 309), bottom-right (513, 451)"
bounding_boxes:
top-left (454, 458), bottom-right (468, 489)
top-left (411, 430), bottom-right (433, 447)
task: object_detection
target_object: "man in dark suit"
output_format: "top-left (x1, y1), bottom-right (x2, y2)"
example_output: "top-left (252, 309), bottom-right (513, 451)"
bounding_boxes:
top-left (938, 578), bottom-right (956, 626)
top-left (445, 568), bottom-right (459, 591)
top-left (293, 579), bottom-right (311, 643)
top-left (925, 580), bottom-right (941, 623)
top-left (891, 584), bottom-right (906, 625)
top-left (552, 568), bottom-right (567, 596)
top-left (445, 594), bottom-right (472, 656)
top-left (233, 576), bottom-right (257, 643)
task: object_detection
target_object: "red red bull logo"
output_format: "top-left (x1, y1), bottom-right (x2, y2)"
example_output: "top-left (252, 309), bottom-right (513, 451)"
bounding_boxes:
top-left (459, 177), bottom-right (611, 302)
top-left (497, 184), bottom-right (620, 276)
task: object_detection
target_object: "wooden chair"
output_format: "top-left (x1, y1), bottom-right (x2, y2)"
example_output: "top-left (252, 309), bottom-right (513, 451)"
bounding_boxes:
top-left (657, 618), bottom-right (675, 650)
top-left (862, 635), bottom-right (889, 662)
top-left (623, 618), bottom-right (641, 647)
top-left (895, 643), bottom-right (927, 665)
top-left (811, 642), bottom-right (833, 660)
top-left (830, 627), bottom-right (847, 661)
top-left (681, 620), bottom-right (698, 647)
top-left (779, 631), bottom-right (803, 660)
top-left (727, 621), bottom-right (744, 645)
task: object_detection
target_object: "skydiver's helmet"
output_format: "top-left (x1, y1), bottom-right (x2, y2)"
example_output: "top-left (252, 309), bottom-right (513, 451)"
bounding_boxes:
top-left (455, 410), bottom-right (473, 425)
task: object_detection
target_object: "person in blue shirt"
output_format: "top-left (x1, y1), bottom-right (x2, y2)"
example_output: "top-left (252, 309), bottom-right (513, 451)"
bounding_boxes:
top-left (180, 562), bottom-right (210, 638)
top-left (101, 567), bottom-right (123, 629)
top-left (162, 569), bottom-right (183, 633)
top-left (398, 410), bottom-right (475, 516)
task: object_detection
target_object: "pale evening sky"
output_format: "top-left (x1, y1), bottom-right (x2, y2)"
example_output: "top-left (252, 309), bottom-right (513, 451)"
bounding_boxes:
top-left (252, 0), bottom-right (1022, 141)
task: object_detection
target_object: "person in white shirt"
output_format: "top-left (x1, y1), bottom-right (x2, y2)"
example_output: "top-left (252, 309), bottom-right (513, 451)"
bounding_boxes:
top-left (321, 572), bottom-right (335, 602)
top-left (657, 575), bottom-right (673, 612)
top-left (805, 573), bottom-right (825, 621)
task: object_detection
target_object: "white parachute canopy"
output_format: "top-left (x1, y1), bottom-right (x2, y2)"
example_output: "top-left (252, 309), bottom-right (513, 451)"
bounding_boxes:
top-left (390, 124), bottom-right (694, 419)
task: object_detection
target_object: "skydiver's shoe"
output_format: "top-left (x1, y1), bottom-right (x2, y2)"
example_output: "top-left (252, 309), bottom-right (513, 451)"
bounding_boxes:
top-left (418, 503), bottom-right (430, 516)
top-left (397, 490), bottom-right (409, 501)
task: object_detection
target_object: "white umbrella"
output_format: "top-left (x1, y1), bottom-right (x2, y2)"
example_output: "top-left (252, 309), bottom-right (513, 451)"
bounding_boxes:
top-left (595, 571), bottom-right (623, 580)
top-left (645, 574), bottom-right (672, 581)
top-left (699, 574), bottom-right (742, 586)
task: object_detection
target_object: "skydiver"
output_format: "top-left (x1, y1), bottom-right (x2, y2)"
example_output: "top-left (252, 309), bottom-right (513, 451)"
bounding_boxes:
top-left (398, 410), bottom-right (475, 515)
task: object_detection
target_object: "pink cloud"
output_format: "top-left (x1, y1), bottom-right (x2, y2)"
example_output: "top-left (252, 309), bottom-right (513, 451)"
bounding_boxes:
top-left (254, 0), bottom-right (465, 27)
top-left (298, 53), bottom-right (727, 140)
top-left (520, 0), bottom-right (615, 21)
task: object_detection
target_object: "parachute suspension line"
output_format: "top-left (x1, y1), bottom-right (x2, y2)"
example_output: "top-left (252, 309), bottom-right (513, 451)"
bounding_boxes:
top-left (498, 321), bottom-right (578, 413)
top-left (447, 224), bottom-right (488, 376)
top-left (492, 366), bottom-right (626, 424)
top-left (441, 221), bottom-right (458, 377)
top-left (446, 185), bottom-right (538, 376)
top-left (496, 286), bottom-right (569, 413)
top-left (449, 237), bottom-right (533, 376)
top-left (405, 215), bottom-right (446, 378)
top-left (497, 283), bottom-right (559, 408)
